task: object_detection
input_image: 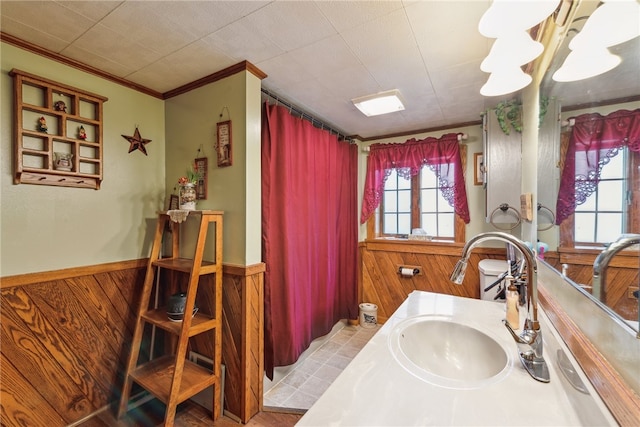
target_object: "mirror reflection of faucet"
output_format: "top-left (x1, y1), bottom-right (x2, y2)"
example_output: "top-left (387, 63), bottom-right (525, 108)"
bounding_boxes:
top-left (592, 234), bottom-right (640, 338)
top-left (450, 231), bottom-right (550, 383)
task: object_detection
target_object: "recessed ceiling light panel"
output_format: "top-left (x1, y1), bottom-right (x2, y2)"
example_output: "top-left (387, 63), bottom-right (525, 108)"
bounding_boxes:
top-left (352, 90), bottom-right (405, 117)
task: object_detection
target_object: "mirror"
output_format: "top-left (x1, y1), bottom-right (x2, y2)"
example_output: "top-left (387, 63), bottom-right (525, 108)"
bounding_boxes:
top-left (537, 0), bottom-right (640, 334)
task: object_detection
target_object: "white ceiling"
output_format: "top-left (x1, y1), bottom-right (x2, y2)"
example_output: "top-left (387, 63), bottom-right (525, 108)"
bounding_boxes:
top-left (1, 1), bottom-right (638, 139)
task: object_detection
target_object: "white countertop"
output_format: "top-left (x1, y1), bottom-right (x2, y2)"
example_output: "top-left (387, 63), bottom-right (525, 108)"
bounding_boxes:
top-left (297, 291), bottom-right (616, 426)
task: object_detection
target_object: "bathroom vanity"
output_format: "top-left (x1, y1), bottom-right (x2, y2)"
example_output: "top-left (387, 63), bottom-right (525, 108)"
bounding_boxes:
top-left (297, 290), bottom-right (616, 426)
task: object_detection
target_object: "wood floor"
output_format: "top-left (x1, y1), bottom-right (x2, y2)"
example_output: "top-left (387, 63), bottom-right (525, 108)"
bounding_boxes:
top-left (78, 400), bottom-right (303, 427)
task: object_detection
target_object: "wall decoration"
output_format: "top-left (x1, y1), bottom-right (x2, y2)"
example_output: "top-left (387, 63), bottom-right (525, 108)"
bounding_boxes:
top-left (194, 157), bottom-right (208, 199)
top-left (54, 100), bottom-right (67, 112)
top-left (168, 194), bottom-right (180, 210)
top-left (37, 116), bottom-right (48, 133)
top-left (216, 120), bottom-right (232, 167)
top-left (168, 194), bottom-right (179, 210)
top-left (121, 126), bottom-right (151, 155)
top-left (11, 69), bottom-right (107, 190)
top-left (474, 152), bottom-right (485, 186)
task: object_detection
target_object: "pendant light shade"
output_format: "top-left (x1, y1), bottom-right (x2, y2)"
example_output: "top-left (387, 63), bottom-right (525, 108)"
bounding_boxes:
top-left (480, 68), bottom-right (532, 97)
top-left (480, 31), bottom-right (544, 72)
top-left (478, 0), bottom-right (561, 38)
top-left (568, 0), bottom-right (640, 50)
top-left (552, 48), bottom-right (622, 82)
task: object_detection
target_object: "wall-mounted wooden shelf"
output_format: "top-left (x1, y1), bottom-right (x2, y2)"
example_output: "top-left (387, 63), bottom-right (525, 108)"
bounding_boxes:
top-left (10, 69), bottom-right (108, 189)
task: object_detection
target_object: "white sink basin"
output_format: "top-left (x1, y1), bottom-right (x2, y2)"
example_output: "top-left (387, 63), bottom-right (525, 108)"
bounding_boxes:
top-left (389, 315), bottom-right (512, 389)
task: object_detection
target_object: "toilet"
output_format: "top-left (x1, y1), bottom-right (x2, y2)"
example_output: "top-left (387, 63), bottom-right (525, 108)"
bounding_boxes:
top-left (479, 259), bottom-right (508, 301)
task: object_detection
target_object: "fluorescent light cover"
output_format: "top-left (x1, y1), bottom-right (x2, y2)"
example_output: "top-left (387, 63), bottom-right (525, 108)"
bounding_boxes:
top-left (480, 31), bottom-right (544, 72)
top-left (352, 90), bottom-right (405, 117)
top-left (552, 48), bottom-right (621, 82)
top-left (479, 0), bottom-right (561, 38)
top-left (480, 68), bottom-right (532, 96)
top-left (569, 0), bottom-right (640, 50)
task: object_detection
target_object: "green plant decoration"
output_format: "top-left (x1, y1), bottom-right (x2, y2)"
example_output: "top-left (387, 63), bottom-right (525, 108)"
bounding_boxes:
top-left (486, 97), bottom-right (550, 136)
top-left (493, 100), bottom-right (522, 135)
top-left (538, 96), bottom-right (550, 128)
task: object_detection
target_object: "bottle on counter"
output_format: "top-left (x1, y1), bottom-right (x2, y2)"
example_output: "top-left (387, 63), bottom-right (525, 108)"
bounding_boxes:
top-left (505, 271), bottom-right (520, 330)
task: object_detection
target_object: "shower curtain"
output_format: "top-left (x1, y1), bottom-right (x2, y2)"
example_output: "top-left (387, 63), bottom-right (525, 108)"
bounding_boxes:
top-left (261, 101), bottom-right (358, 379)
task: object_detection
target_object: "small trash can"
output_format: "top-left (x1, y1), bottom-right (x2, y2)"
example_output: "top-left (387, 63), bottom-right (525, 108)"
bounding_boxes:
top-left (359, 303), bottom-right (378, 328)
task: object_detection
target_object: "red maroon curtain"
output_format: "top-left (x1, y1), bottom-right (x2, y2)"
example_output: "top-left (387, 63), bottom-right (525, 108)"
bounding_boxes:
top-left (556, 109), bottom-right (640, 224)
top-left (360, 133), bottom-right (470, 224)
top-left (261, 102), bottom-right (358, 379)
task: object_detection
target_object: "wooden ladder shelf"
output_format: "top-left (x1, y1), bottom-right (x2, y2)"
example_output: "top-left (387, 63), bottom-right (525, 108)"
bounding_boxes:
top-left (118, 210), bottom-right (224, 426)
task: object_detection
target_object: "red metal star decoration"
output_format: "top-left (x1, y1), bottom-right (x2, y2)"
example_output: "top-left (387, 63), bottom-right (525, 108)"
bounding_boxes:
top-left (122, 127), bottom-right (151, 155)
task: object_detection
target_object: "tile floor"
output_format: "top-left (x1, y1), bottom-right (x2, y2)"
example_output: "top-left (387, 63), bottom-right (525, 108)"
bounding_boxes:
top-left (263, 323), bottom-right (380, 410)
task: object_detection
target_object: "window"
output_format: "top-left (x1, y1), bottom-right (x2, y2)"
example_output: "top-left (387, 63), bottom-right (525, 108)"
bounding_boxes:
top-left (557, 109), bottom-right (640, 248)
top-left (562, 147), bottom-right (640, 247)
top-left (382, 169), bottom-right (411, 235)
top-left (361, 133), bottom-right (469, 241)
top-left (420, 167), bottom-right (455, 237)
top-left (379, 164), bottom-right (462, 241)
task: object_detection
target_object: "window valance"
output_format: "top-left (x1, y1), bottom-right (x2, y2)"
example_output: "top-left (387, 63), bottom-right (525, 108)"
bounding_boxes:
top-left (361, 132), bottom-right (470, 224)
top-left (556, 109), bottom-right (640, 224)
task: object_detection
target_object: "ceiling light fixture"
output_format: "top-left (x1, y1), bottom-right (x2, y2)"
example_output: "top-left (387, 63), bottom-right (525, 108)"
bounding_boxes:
top-left (477, 0), bottom-right (560, 97)
top-left (352, 90), bottom-right (405, 117)
top-left (480, 67), bottom-right (533, 97)
top-left (552, 48), bottom-right (622, 82)
top-left (478, 0), bottom-right (561, 38)
top-left (480, 31), bottom-right (544, 72)
top-left (568, 0), bottom-right (640, 50)
top-left (552, 0), bottom-right (637, 82)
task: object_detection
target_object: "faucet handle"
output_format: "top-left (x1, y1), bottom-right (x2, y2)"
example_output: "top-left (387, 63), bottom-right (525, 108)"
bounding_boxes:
top-left (502, 319), bottom-right (538, 346)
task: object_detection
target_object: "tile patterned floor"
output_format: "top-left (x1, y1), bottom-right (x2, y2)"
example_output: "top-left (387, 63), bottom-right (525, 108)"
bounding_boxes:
top-left (263, 323), bottom-right (380, 410)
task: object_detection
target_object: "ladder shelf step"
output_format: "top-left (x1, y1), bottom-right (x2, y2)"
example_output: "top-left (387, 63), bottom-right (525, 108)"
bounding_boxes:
top-left (141, 309), bottom-right (220, 336)
top-left (129, 355), bottom-right (219, 405)
top-left (153, 257), bottom-right (218, 275)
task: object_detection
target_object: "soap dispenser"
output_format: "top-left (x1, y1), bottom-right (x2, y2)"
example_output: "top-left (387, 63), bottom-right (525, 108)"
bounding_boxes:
top-left (505, 267), bottom-right (519, 330)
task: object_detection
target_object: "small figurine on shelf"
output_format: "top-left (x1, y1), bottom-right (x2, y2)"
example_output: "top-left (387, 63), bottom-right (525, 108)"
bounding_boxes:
top-left (78, 125), bottom-right (87, 140)
top-left (54, 100), bottom-right (67, 112)
top-left (37, 116), bottom-right (48, 133)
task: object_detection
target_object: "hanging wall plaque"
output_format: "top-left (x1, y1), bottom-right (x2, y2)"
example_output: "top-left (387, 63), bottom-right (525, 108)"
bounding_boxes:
top-left (194, 157), bottom-right (208, 199)
top-left (216, 120), bottom-right (232, 167)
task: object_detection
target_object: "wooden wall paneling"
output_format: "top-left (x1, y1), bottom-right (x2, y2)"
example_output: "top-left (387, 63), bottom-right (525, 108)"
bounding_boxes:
top-left (246, 271), bottom-right (264, 418)
top-left (221, 263), bottom-right (264, 423)
top-left (0, 286), bottom-right (98, 423)
top-left (0, 261), bottom-right (146, 427)
top-left (360, 241), bottom-right (508, 323)
top-left (221, 274), bottom-right (243, 418)
top-left (24, 280), bottom-right (116, 404)
top-left (0, 355), bottom-right (66, 426)
top-left (190, 274), bottom-right (217, 359)
top-left (556, 250), bottom-right (639, 322)
top-left (0, 259), bottom-right (147, 289)
top-left (94, 268), bottom-right (145, 339)
top-left (65, 275), bottom-right (129, 356)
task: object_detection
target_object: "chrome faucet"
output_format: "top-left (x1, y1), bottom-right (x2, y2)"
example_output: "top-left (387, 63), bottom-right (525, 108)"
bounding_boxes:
top-left (593, 234), bottom-right (640, 302)
top-left (450, 231), bottom-right (550, 383)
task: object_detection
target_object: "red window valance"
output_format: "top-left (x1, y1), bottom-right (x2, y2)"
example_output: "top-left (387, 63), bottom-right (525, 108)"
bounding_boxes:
top-left (556, 109), bottom-right (640, 224)
top-left (361, 132), bottom-right (470, 224)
